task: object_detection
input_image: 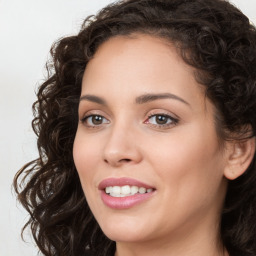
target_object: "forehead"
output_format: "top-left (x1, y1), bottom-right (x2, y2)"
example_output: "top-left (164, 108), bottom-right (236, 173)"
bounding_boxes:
top-left (82, 34), bottom-right (207, 109)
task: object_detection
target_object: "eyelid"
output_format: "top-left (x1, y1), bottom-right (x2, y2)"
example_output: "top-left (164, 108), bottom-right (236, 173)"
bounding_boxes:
top-left (80, 114), bottom-right (109, 122)
top-left (145, 109), bottom-right (179, 120)
top-left (79, 109), bottom-right (108, 120)
top-left (79, 108), bottom-right (179, 130)
top-left (144, 110), bottom-right (179, 129)
top-left (79, 110), bottom-right (110, 129)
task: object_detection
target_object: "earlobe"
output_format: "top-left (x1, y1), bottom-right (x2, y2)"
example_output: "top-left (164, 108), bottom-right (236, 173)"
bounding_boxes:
top-left (224, 137), bottom-right (256, 180)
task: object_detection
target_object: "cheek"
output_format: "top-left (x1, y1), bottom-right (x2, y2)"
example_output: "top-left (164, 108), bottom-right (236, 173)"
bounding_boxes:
top-left (147, 124), bottom-right (225, 201)
top-left (73, 133), bottom-right (104, 217)
top-left (73, 133), bottom-right (99, 188)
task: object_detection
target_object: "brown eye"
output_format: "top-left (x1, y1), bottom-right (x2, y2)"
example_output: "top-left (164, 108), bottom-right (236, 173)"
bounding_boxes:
top-left (149, 114), bottom-right (172, 125)
top-left (91, 115), bottom-right (104, 125)
top-left (81, 115), bottom-right (109, 127)
top-left (146, 114), bottom-right (178, 129)
top-left (155, 115), bottom-right (169, 124)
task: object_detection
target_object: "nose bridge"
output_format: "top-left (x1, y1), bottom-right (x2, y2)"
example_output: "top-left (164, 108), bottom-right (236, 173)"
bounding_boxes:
top-left (103, 116), bottom-right (141, 166)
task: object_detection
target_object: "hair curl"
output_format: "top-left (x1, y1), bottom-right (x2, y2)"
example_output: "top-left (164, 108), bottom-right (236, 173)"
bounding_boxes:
top-left (14, 0), bottom-right (256, 255)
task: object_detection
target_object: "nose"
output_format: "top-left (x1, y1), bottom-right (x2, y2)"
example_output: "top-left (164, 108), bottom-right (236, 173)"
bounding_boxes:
top-left (103, 123), bottom-right (142, 167)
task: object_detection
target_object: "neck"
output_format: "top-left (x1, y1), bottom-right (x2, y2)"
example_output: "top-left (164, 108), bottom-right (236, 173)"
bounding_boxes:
top-left (115, 238), bottom-right (228, 256)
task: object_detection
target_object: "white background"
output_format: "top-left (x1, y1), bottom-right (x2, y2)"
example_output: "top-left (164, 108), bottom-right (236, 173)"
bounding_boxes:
top-left (0, 0), bottom-right (255, 255)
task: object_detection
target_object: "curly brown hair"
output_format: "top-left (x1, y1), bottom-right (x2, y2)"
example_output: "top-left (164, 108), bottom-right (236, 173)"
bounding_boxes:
top-left (14, 0), bottom-right (256, 255)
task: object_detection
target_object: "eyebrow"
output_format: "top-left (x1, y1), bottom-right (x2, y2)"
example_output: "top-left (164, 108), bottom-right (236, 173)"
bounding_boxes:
top-left (135, 93), bottom-right (190, 106)
top-left (79, 92), bottom-right (190, 106)
top-left (80, 95), bottom-right (107, 105)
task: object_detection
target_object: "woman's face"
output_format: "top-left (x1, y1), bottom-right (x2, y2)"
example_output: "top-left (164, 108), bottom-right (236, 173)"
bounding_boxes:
top-left (73, 35), bottom-right (228, 246)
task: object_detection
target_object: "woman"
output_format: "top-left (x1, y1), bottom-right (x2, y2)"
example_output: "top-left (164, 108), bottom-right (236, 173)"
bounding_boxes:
top-left (14, 0), bottom-right (256, 255)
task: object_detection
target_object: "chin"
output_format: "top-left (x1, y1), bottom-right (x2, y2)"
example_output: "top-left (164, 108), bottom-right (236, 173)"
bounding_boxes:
top-left (97, 214), bottom-right (153, 242)
top-left (103, 228), bottom-right (147, 243)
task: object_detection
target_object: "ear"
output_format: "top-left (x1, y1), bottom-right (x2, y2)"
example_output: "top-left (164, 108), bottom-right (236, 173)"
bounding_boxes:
top-left (224, 137), bottom-right (255, 180)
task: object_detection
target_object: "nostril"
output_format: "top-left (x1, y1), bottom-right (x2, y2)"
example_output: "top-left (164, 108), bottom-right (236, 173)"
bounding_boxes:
top-left (104, 158), bottom-right (131, 165)
top-left (121, 158), bottom-right (131, 162)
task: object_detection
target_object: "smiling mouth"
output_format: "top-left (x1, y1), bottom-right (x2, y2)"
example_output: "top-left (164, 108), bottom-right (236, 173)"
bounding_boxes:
top-left (99, 178), bottom-right (156, 207)
top-left (105, 185), bottom-right (154, 197)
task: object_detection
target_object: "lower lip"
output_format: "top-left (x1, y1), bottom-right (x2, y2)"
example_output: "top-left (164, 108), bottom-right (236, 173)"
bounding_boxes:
top-left (100, 191), bottom-right (155, 209)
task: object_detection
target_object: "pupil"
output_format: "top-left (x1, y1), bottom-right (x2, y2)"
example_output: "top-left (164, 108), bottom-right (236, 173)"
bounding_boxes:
top-left (92, 116), bottom-right (102, 125)
top-left (156, 115), bottom-right (167, 124)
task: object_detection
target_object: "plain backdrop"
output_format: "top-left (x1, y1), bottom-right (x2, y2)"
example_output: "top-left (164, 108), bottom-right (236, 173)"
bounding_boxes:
top-left (0, 0), bottom-right (255, 255)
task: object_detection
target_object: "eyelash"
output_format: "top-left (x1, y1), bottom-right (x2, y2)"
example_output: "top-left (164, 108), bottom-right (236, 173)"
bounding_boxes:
top-left (80, 114), bottom-right (110, 128)
top-left (80, 113), bottom-right (179, 129)
top-left (145, 113), bottom-right (179, 129)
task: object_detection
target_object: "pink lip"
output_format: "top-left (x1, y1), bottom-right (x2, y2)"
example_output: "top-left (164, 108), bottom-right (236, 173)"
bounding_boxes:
top-left (99, 177), bottom-right (156, 209)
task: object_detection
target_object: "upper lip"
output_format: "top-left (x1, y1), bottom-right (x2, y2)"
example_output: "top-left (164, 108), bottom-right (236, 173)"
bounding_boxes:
top-left (98, 177), bottom-right (155, 190)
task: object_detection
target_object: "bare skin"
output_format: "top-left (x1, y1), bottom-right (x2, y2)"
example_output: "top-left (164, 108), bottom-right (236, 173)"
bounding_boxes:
top-left (73, 34), bottom-right (235, 256)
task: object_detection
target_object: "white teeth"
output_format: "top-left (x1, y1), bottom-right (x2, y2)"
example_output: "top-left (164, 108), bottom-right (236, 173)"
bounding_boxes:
top-left (112, 186), bottom-right (121, 194)
top-left (111, 193), bottom-right (126, 197)
top-left (105, 186), bottom-right (113, 194)
top-left (105, 185), bottom-right (154, 197)
top-left (121, 185), bottom-right (131, 195)
top-left (131, 186), bottom-right (139, 195)
top-left (139, 187), bottom-right (146, 194)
